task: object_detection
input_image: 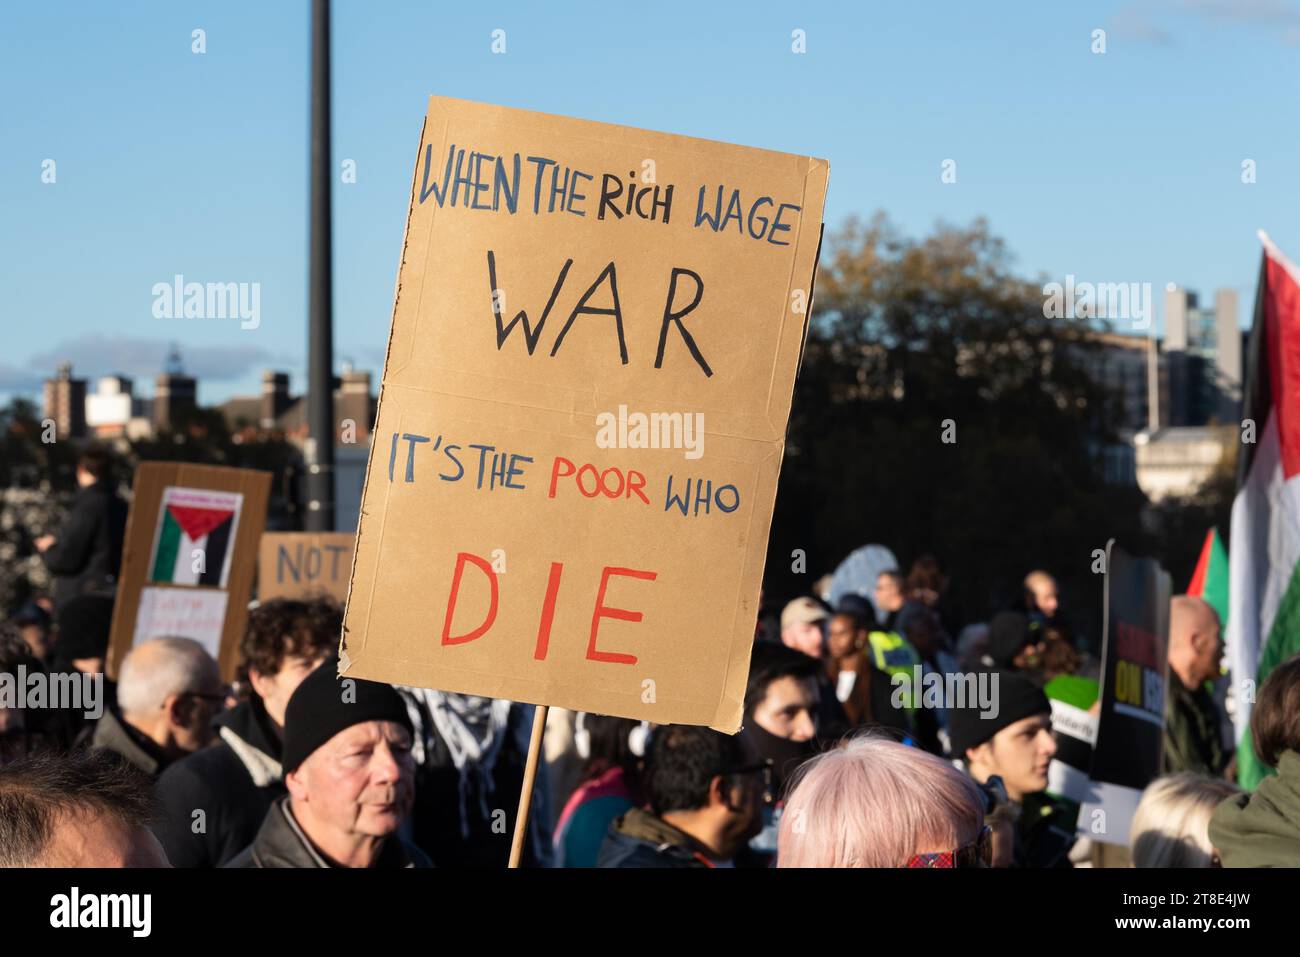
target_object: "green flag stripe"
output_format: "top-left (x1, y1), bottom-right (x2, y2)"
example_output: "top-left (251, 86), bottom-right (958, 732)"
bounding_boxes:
top-left (1203, 530), bottom-right (1230, 628)
top-left (1239, 557), bottom-right (1300, 789)
top-left (150, 510), bottom-right (182, 582)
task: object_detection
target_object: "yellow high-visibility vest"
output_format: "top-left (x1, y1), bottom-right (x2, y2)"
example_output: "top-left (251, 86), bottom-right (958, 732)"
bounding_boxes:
top-left (868, 630), bottom-right (922, 710)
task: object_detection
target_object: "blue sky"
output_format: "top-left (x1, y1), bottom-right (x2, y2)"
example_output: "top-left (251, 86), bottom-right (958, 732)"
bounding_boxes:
top-left (3, 0), bottom-right (1298, 406)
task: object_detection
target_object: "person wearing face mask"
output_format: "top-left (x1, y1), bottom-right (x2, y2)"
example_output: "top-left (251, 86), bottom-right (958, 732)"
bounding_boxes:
top-left (226, 660), bottom-right (429, 868)
top-left (735, 640), bottom-right (827, 866)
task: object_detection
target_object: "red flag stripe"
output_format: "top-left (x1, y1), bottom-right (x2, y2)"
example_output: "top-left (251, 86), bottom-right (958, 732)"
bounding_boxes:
top-left (1188, 528), bottom-right (1214, 597)
top-left (167, 505), bottom-right (234, 542)
top-left (1264, 252), bottom-right (1300, 481)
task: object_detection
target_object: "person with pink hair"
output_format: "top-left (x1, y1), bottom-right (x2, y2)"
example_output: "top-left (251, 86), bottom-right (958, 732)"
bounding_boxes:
top-left (777, 735), bottom-right (988, 867)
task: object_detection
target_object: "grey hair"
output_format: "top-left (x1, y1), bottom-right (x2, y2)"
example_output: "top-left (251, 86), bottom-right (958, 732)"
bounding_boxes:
top-left (0, 749), bottom-right (156, 866)
top-left (117, 636), bottom-right (218, 717)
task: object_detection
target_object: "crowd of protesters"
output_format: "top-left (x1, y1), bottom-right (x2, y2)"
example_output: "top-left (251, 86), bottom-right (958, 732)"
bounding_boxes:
top-left (2, 450), bottom-right (1299, 868)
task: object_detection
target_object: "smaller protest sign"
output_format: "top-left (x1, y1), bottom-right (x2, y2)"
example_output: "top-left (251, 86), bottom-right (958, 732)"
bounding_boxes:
top-left (1077, 540), bottom-right (1170, 845)
top-left (258, 532), bottom-right (356, 603)
top-left (107, 463), bottom-right (271, 681)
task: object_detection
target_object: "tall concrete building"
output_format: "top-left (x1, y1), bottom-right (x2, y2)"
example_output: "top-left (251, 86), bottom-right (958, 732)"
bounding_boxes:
top-left (42, 362), bottom-right (87, 439)
top-left (1162, 286), bottom-right (1242, 426)
top-left (1164, 286), bottom-right (1189, 352)
top-left (1214, 289), bottom-right (1242, 420)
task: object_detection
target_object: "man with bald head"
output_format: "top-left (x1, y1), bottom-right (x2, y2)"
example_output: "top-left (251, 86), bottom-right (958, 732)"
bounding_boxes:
top-left (1164, 595), bottom-right (1230, 776)
top-left (1023, 570), bottom-right (1060, 624)
top-left (90, 637), bottom-right (225, 778)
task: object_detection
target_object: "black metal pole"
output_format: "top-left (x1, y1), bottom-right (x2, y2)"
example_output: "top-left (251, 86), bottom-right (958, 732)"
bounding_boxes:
top-left (306, 0), bottom-right (335, 531)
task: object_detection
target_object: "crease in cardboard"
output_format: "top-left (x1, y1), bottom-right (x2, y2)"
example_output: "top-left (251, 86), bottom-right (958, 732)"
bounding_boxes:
top-left (376, 381), bottom-right (792, 449)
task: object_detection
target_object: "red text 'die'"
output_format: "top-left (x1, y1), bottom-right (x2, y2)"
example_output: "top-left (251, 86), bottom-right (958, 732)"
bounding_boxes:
top-left (440, 552), bottom-right (657, 666)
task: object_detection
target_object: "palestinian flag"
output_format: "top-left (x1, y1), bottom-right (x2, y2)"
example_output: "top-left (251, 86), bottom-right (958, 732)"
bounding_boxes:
top-left (148, 487), bottom-right (242, 588)
top-left (1187, 527), bottom-right (1229, 627)
top-left (1226, 232), bottom-right (1300, 790)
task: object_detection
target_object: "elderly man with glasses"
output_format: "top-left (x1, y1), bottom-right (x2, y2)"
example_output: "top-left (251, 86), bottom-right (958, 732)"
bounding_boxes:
top-left (88, 636), bottom-right (225, 779)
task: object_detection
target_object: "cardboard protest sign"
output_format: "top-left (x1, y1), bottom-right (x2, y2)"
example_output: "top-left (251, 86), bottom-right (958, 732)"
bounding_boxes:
top-left (1078, 540), bottom-right (1171, 844)
top-left (108, 463), bottom-right (271, 681)
top-left (258, 532), bottom-right (356, 603)
top-left (340, 96), bottom-right (828, 732)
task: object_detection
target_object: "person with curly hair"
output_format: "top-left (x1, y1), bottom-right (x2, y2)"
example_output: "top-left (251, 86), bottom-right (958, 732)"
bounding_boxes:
top-left (151, 597), bottom-right (340, 867)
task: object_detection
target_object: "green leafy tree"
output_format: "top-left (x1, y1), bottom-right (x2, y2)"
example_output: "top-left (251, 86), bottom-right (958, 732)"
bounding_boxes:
top-left (767, 213), bottom-right (1149, 642)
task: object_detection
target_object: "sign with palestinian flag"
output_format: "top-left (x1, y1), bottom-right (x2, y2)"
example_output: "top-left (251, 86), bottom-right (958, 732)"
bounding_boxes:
top-left (147, 487), bottom-right (242, 588)
top-left (107, 463), bottom-right (271, 682)
top-left (1227, 231), bottom-right (1300, 790)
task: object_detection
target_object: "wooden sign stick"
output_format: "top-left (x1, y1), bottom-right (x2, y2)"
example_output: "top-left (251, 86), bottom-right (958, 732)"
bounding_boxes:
top-left (508, 703), bottom-right (549, 868)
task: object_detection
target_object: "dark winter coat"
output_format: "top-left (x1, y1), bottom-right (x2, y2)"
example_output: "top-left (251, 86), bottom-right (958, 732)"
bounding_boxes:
top-left (224, 796), bottom-right (432, 869)
top-left (153, 695), bottom-right (285, 868)
top-left (597, 808), bottom-right (716, 868)
top-left (41, 480), bottom-right (127, 612)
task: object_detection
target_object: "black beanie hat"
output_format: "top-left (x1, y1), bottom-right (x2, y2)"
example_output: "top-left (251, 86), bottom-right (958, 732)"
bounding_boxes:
top-left (986, 611), bottom-right (1033, 666)
top-left (55, 595), bottom-right (115, 661)
top-left (947, 671), bottom-right (1051, 760)
top-left (281, 659), bottom-right (414, 774)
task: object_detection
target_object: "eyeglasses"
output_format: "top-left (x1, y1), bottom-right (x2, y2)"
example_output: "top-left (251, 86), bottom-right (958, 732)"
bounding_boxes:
top-left (906, 825), bottom-right (993, 868)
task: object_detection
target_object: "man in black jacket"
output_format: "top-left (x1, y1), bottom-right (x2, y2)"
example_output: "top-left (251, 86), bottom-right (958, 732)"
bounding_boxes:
top-left (153, 599), bottom-right (337, 867)
top-left (36, 446), bottom-right (127, 614)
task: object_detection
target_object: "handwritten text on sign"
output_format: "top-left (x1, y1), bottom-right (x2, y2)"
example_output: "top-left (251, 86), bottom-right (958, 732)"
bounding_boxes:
top-left (420, 146), bottom-right (801, 246)
top-left (258, 532), bottom-right (355, 603)
top-left (340, 97), bottom-right (828, 731)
